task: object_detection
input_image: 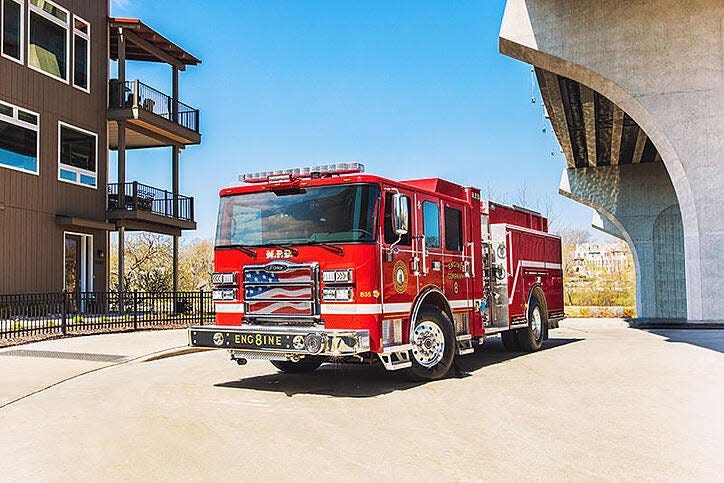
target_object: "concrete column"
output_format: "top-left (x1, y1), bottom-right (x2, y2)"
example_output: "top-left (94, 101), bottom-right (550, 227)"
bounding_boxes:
top-left (559, 163), bottom-right (686, 319)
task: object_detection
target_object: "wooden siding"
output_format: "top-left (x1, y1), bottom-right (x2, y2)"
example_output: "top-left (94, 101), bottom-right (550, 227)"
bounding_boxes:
top-left (0, 0), bottom-right (109, 293)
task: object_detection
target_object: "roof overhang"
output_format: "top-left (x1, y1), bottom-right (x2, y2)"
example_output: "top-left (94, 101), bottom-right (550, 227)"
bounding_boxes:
top-left (109, 17), bottom-right (201, 69)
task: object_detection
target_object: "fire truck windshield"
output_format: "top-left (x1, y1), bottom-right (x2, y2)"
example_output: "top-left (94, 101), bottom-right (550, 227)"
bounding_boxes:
top-left (215, 183), bottom-right (380, 247)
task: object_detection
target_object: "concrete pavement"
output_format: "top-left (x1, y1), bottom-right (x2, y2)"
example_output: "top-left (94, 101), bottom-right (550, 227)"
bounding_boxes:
top-left (1, 320), bottom-right (723, 481)
top-left (0, 329), bottom-right (191, 407)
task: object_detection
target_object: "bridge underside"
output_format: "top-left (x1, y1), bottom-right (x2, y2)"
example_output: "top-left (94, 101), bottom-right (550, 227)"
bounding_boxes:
top-left (497, 0), bottom-right (724, 321)
top-left (535, 69), bottom-right (686, 319)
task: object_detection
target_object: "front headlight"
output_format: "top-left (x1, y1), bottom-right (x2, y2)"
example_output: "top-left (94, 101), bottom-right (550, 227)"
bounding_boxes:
top-left (322, 287), bottom-right (354, 302)
top-left (322, 269), bottom-right (354, 283)
top-left (212, 288), bottom-right (237, 301)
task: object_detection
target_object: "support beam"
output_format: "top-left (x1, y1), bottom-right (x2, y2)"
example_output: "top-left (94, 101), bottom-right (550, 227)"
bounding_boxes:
top-left (118, 226), bottom-right (125, 293)
top-left (580, 85), bottom-right (597, 167)
top-left (117, 121), bottom-right (126, 206)
top-left (632, 127), bottom-right (647, 164)
top-left (172, 66), bottom-right (179, 123)
top-left (123, 29), bottom-right (185, 71)
top-left (536, 69), bottom-right (576, 168)
top-left (610, 105), bottom-right (624, 166)
top-left (173, 235), bottom-right (179, 295)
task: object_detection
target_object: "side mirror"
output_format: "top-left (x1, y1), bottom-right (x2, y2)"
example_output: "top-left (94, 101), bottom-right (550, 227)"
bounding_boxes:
top-left (392, 193), bottom-right (409, 236)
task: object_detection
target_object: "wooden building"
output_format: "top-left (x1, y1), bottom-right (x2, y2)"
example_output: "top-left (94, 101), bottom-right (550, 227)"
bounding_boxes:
top-left (0, 0), bottom-right (201, 294)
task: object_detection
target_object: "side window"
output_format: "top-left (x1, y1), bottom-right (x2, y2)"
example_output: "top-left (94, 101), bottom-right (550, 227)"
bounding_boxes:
top-left (444, 206), bottom-right (463, 251)
top-left (384, 192), bottom-right (411, 246)
top-left (422, 201), bottom-right (440, 249)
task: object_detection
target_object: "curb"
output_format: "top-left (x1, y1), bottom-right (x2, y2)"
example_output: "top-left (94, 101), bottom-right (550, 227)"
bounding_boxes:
top-left (136, 346), bottom-right (213, 363)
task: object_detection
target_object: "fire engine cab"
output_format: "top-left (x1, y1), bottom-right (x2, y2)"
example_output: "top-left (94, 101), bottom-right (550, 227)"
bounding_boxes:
top-left (189, 163), bottom-right (564, 381)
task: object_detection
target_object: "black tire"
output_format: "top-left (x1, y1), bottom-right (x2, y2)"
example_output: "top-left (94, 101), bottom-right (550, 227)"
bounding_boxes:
top-left (403, 305), bottom-right (456, 382)
top-left (270, 357), bottom-right (324, 373)
top-left (500, 330), bottom-right (521, 351)
top-left (517, 296), bottom-right (547, 352)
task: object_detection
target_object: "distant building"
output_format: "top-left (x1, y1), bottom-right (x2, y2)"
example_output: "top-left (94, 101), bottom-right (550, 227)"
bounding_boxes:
top-left (572, 241), bottom-right (630, 276)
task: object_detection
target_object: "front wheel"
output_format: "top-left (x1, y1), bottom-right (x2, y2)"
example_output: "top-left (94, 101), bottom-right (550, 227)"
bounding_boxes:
top-left (403, 306), bottom-right (456, 381)
top-left (270, 357), bottom-right (324, 373)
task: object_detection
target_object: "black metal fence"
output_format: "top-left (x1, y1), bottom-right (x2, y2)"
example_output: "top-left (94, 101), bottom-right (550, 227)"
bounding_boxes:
top-left (108, 79), bottom-right (200, 132)
top-left (108, 182), bottom-right (195, 222)
top-left (0, 291), bottom-right (214, 342)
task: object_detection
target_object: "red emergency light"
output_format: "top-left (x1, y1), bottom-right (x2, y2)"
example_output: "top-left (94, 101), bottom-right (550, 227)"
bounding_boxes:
top-left (240, 162), bottom-right (365, 183)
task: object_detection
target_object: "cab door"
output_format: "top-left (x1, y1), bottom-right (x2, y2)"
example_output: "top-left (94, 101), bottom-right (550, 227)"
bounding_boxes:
top-left (441, 201), bottom-right (471, 332)
top-left (415, 195), bottom-right (444, 295)
top-left (380, 188), bottom-right (417, 335)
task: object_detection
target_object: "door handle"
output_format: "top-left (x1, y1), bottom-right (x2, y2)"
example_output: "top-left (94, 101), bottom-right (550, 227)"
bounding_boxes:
top-left (420, 235), bottom-right (428, 275)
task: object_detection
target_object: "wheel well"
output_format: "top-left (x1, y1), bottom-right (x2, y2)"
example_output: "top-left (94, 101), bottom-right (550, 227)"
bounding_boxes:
top-left (412, 288), bottom-right (453, 324)
top-left (528, 284), bottom-right (550, 335)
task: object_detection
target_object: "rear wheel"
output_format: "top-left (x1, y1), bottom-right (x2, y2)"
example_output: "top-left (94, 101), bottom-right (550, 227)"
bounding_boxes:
top-left (270, 357), bottom-right (324, 373)
top-left (403, 306), bottom-right (456, 381)
top-left (517, 296), bottom-right (546, 352)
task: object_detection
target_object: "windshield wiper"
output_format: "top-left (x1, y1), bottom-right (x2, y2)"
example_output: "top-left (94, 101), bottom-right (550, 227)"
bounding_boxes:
top-left (215, 244), bottom-right (257, 257)
top-left (308, 241), bottom-right (344, 256)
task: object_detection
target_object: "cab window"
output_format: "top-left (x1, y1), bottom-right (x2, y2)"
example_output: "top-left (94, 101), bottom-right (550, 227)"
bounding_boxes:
top-left (422, 201), bottom-right (440, 248)
top-left (384, 192), bottom-right (411, 245)
top-left (444, 206), bottom-right (463, 251)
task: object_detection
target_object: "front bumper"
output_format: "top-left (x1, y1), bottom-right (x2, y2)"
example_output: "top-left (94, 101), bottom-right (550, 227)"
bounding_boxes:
top-left (188, 325), bottom-right (371, 357)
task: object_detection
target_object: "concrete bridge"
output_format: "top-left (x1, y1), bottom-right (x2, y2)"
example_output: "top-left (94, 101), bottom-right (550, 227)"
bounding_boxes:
top-left (499, 0), bottom-right (724, 322)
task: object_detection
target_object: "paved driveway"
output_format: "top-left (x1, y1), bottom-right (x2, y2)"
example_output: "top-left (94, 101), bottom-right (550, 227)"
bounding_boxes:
top-left (1, 320), bottom-right (723, 481)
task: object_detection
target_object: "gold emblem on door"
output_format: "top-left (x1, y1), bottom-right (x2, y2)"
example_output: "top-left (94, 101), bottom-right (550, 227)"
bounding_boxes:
top-left (393, 260), bottom-right (409, 294)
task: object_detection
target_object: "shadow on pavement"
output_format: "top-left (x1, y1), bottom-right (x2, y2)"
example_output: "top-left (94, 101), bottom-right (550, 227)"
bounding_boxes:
top-left (643, 329), bottom-right (724, 354)
top-left (214, 336), bottom-right (581, 398)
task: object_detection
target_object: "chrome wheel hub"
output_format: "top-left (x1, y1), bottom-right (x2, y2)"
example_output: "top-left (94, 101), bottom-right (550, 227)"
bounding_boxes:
top-left (531, 306), bottom-right (542, 340)
top-left (411, 320), bottom-right (445, 368)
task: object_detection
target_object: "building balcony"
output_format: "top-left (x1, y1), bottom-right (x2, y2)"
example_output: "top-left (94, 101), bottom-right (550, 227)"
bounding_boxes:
top-left (108, 80), bottom-right (201, 149)
top-left (107, 182), bottom-right (196, 235)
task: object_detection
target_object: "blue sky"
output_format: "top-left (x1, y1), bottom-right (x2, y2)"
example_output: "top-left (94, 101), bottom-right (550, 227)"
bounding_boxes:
top-left (109, 0), bottom-right (603, 241)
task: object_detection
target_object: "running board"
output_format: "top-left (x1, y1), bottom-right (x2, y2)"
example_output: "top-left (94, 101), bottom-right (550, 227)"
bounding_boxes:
top-left (456, 334), bottom-right (474, 355)
top-left (378, 344), bottom-right (412, 370)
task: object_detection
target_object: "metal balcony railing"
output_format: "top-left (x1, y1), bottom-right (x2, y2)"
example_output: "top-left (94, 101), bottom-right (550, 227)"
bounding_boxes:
top-left (107, 182), bottom-right (195, 222)
top-left (109, 79), bottom-right (200, 132)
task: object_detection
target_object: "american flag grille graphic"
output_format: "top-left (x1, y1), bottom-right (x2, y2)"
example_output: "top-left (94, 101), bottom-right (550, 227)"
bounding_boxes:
top-left (243, 265), bottom-right (317, 317)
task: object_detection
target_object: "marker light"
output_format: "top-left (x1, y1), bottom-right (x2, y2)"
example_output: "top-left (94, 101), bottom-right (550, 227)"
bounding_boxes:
top-left (240, 162), bottom-right (364, 183)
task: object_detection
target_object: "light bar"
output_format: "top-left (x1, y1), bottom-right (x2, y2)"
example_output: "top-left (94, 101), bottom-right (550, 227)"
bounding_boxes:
top-left (240, 162), bottom-right (364, 183)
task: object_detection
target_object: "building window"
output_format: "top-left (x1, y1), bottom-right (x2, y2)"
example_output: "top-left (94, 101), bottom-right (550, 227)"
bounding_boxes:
top-left (422, 201), bottom-right (440, 249)
top-left (58, 121), bottom-right (97, 188)
top-left (28, 0), bottom-right (69, 83)
top-left (0, 99), bottom-right (39, 175)
top-left (72, 16), bottom-right (89, 92)
top-left (444, 207), bottom-right (463, 251)
top-left (1, 0), bottom-right (23, 63)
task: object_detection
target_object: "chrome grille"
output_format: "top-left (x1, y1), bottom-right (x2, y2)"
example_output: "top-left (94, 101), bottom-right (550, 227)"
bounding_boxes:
top-left (243, 262), bottom-right (319, 320)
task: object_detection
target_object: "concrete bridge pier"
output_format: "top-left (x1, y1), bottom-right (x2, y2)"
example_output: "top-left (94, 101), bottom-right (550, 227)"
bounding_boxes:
top-left (559, 164), bottom-right (686, 319)
top-left (499, 0), bottom-right (724, 322)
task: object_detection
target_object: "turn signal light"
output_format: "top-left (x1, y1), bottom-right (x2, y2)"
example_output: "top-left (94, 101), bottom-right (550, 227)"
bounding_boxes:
top-left (212, 272), bottom-right (237, 286)
top-left (322, 269), bottom-right (354, 284)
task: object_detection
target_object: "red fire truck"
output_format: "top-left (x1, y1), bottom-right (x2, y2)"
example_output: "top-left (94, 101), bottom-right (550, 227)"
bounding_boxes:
top-left (189, 163), bottom-right (564, 381)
